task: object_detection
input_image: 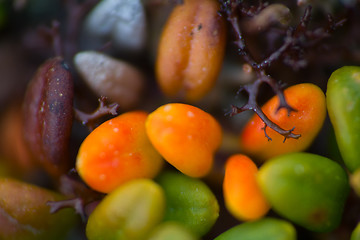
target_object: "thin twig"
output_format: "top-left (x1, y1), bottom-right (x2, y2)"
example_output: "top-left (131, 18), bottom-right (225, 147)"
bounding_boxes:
top-left (47, 198), bottom-right (86, 222)
top-left (222, 1), bottom-right (300, 141)
top-left (74, 96), bottom-right (120, 131)
top-left (221, 0), bottom-right (344, 141)
top-left (37, 20), bottom-right (64, 57)
top-left (62, 0), bottom-right (100, 59)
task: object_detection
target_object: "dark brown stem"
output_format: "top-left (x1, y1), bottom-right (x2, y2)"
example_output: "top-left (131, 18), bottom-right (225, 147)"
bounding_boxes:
top-left (74, 96), bottom-right (120, 131)
top-left (47, 198), bottom-right (86, 222)
top-left (296, 5), bottom-right (312, 33)
top-left (223, 1), bottom-right (299, 140)
top-left (262, 124), bottom-right (272, 141)
top-left (238, 1), bottom-right (269, 17)
top-left (257, 29), bottom-right (294, 69)
top-left (37, 20), bottom-right (64, 57)
top-left (257, 71), bottom-right (296, 115)
top-left (326, 14), bottom-right (347, 33)
top-left (58, 173), bottom-right (105, 205)
top-left (62, 0), bottom-right (100, 59)
top-left (222, 0), bottom-right (344, 140)
top-left (228, 81), bottom-right (301, 141)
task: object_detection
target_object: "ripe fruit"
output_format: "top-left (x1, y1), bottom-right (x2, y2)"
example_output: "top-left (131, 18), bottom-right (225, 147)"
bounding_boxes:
top-left (240, 83), bottom-right (326, 161)
top-left (223, 154), bottom-right (270, 221)
top-left (146, 103), bottom-right (222, 177)
top-left (76, 111), bottom-right (163, 193)
top-left (156, 0), bottom-right (226, 101)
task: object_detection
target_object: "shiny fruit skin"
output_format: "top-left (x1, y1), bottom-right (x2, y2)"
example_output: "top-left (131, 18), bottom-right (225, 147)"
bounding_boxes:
top-left (76, 111), bottom-right (163, 193)
top-left (326, 66), bottom-right (360, 172)
top-left (240, 83), bottom-right (326, 161)
top-left (223, 154), bottom-right (270, 221)
top-left (146, 103), bottom-right (222, 178)
top-left (156, 0), bottom-right (226, 101)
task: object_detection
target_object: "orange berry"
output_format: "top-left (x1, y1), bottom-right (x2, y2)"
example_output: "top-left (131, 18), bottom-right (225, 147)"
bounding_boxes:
top-left (156, 0), bottom-right (226, 102)
top-left (76, 111), bottom-right (163, 193)
top-left (146, 103), bottom-right (222, 177)
top-left (240, 83), bottom-right (326, 161)
top-left (223, 154), bottom-right (270, 221)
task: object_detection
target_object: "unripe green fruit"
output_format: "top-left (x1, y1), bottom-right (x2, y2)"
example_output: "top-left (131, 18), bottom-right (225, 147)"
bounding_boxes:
top-left (214, 218), bottom-right (296, 240)
top-left (327, 66), bottom-right (360, 172)
top-left (147, 222), bottom-right (199, 240)
top-left (258, 152), bottom-right (349, 232)
top-left (351, 222), bottom-right (360, 240)
top-left (156, 171), bottom-right (219, 237)
top-left (86, 179), bottom-right (165, 240)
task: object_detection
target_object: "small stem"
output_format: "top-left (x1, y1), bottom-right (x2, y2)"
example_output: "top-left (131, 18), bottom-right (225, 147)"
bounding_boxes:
top-left (58, 173), bottom-right (105, 205)
top-left (258, 30), bottom-right (294, 69)
top-left (253, 106), bottom-right (301, 140)
top-left (221, 0), bottom-right (301, 140)
top-left (37, 20), bottom-right (64, 57)
top-left (222, 0), bottom-right (345, 140)
top-left (230, 103), bottom-right (301, 141)
top-left (229, 77), bottom-right (300, 141)
top-left (257, 71), bottom-right (297, 115)
top-left (296, 5), bottom-right (312, 35)
top-left (62, 0), bottom-right (99, 59)
top-left (74, 96), bottom-right (120, 131)
top-left (228, 14), bottom-right (258, 67)
top-left (262, 124), bottom-right (272, 141)
top-left (47, 198), bottom-right (86, 222)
